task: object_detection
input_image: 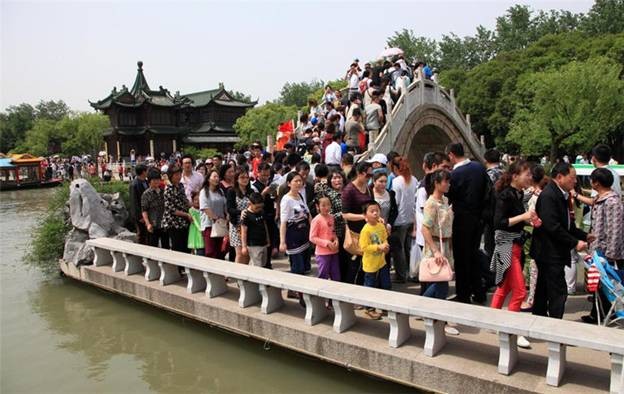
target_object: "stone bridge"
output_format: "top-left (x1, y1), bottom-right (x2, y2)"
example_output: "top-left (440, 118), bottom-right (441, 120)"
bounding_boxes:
top-left (362, 79), bottom-right (485, 176)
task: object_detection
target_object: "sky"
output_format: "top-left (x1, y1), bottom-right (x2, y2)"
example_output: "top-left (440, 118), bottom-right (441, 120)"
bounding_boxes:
top-left (1, 0), bottom-right (595, 112)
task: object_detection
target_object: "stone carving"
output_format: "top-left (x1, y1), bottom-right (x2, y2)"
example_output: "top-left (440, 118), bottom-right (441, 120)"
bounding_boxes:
top-left (64, 179), bottom-right (136, 265)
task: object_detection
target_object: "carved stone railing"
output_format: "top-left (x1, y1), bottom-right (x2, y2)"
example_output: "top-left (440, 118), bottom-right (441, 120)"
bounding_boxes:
top-left (86, 238), bottom-right (623, 393)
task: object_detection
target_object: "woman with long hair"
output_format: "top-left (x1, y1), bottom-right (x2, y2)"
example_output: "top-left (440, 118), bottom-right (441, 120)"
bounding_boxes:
top-left (280, 172), bottom-right (312, 292)
top-left (226, 166), bottom-right (252, 264)
top-left (489, 160), bottom-right (536, 348)
top-left (327, 169), bottom-right (348, 280)
top-left (200, 169), bottom-right (227, 259)
top-left (421, 169), bottom-right (459, 335)
top-left (390, 158), bottom-right (419, 283)
top-left (220, 164), bottom-right (236, 192)
top-left (162, 164), bottom-right (192, 253)
top-left (341, 161), bottom-right (374, 285)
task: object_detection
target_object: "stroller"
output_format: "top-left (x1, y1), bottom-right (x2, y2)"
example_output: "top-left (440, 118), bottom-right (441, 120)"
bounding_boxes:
top-left (584, 251), bottom-right (624, 327)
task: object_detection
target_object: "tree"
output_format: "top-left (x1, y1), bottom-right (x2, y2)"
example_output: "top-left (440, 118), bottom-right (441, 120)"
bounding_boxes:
top-left (34, 100), bottom-right (70, 121)
top-left (386, 29), bottom-right (440, 66)
top-left (234, 103), bottom-right (298, 147)
top-left (228, 90), bottom-right (253, 103)
top-left (278, 80), bottom-right (324, 107)
top-left (14, 112), bottom-right (107, 156)
top-left (506, 57), bottom-right (624, 159)
top-left (494, 5), bottom-right (535, 52)
top-left (0, 103), bottom-right (35, 152)
top-left (582, 0), bottom-right (624, 35)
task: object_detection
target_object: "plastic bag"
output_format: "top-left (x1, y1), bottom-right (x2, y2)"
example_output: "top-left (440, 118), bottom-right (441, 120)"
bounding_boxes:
top-left (409, 238), bottom-right (422, 279)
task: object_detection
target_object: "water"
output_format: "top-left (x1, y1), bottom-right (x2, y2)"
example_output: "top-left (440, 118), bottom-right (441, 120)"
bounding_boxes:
top-left (0, 188), bottom-right (411, 393)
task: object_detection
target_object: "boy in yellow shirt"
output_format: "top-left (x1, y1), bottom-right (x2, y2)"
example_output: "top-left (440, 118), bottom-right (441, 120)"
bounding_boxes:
top-left (359, 201), bottom-right (391, 319)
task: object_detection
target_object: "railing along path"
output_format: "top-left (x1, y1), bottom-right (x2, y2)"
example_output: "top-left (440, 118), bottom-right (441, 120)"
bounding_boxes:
top-left (86, 238), bottom-right (623, 393)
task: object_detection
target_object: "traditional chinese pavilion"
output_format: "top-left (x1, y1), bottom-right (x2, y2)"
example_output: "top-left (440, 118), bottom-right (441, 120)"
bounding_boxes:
top-left (90, 61), bottom-right (256, 158)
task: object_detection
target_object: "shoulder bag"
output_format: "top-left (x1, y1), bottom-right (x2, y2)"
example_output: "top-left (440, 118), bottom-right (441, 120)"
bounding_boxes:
top-left (419, 214), bottom-right (454, 282)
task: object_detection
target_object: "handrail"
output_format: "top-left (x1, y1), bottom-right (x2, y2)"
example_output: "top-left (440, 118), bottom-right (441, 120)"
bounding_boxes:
top-left (86, 237), bottom-right (623, 393)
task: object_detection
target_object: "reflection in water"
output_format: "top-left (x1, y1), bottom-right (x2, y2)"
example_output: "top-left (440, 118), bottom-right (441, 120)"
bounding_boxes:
top-left (2, 189), bottom-right (410, 393)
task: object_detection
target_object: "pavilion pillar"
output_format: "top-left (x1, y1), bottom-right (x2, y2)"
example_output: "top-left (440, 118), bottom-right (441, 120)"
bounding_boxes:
top-left (172, 139), bottom-right (177, 153)
top-left (116, 141), bottom-right (121, 160)
top-left (104, 141), bottom-right (109, 156)
top-left (149, 139), bottom-right (155, 158)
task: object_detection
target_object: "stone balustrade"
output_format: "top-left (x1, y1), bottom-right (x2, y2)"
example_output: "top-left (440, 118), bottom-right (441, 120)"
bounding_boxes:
top-left (87, 238), bottom-right (623, 393)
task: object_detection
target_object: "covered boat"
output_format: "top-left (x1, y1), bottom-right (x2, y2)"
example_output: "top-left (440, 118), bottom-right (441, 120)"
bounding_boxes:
top-left (0, 154), bottom-right (62, 191)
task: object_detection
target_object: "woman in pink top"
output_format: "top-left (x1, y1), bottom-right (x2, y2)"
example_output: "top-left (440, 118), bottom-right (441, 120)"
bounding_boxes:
top-left (309, 196), bottom-right (340, 281)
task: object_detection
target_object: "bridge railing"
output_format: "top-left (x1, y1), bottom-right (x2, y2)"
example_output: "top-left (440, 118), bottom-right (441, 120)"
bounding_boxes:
top-left (86, 237), bottom-right (623, 393)
top-left (358, 78), bottom-right (484, 163)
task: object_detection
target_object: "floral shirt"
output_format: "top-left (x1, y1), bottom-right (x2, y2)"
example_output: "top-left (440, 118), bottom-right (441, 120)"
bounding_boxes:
top-left (590, 191), bottom-right (624, 261)
top-left (141, 187), bottom-right (165, 229)
top-left (162, 183), bottom-right (190, 230)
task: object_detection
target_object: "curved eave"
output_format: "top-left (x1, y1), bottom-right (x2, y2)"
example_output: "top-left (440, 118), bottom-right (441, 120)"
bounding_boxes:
top-left (212, 99), bottom-right (256, 108)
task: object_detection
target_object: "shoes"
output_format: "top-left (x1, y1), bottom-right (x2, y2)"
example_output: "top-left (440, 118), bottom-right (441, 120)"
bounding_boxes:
top-left (392, 277), bottom-right (406, 284)
top-left (472, 294), bottom-right (487, 305)
top-left (517, 336), bottom-right (531, 349)
top-left (444, 326), bottom-right (459, 335)
top-left (520, 303), bottom-right (533, 312)
top-left (365, 309), bottom-right (382, 320)
top-left (298, 296), bottom-right (306, 308)
top-left (407, 277), bottom-right (420, 283)
top-left (581, 315), bottom-right (598, 324)
top-left (287, 290), bottom-right (299, 299)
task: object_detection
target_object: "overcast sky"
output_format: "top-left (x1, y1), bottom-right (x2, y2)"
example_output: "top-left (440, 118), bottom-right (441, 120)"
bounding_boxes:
top-left (1, 0), bottom-right (594, 112)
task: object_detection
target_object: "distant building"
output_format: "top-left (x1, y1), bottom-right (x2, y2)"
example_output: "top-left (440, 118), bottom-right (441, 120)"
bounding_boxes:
top-left (90, 61), bottom-right (256, 159)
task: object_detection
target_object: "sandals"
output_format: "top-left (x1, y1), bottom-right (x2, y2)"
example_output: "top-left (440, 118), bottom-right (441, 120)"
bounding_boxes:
top-left (365, 309), bottom-right (382, 320)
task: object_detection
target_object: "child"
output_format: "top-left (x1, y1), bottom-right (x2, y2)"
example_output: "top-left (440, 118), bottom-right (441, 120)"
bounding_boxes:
top-left (241, 192), bottom-right (270, 267)
top-left (187, 191), bottom-right (205, 255)
top-left (309, 195), bottom-right (340, 281)
top-left (359, 201), bottom-right (391, 319)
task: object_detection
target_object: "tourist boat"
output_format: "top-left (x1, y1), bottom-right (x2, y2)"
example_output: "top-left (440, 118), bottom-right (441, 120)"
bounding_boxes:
top-left (0, 154), bottom-right (63, 191)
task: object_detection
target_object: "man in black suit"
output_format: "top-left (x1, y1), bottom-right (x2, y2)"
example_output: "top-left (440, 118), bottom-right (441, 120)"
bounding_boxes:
top-left (446, 142), bottom-right (489, 304)
top-left (530, 162), bottom-right (590, 319)
top-left (129, 164), bottom-right (149, 244)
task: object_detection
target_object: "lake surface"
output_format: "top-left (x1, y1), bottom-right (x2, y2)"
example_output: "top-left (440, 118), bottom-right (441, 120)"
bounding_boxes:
top-left (0, 188), bottom-right (411, 393)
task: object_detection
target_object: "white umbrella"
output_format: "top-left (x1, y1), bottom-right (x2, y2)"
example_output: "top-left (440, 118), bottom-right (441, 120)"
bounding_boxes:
top-left (379, 47), bottom-right (403, 58)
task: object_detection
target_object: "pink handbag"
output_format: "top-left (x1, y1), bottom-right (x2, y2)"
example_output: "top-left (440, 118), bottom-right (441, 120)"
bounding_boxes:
top-left (418, 218), bottom-right (454, 282)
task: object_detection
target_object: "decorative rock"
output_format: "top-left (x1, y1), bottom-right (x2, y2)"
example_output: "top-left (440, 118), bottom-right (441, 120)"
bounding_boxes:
top-left (63, 179), bottom-right (137, 266)
top-left (69, 179), bottom-right (115, 233)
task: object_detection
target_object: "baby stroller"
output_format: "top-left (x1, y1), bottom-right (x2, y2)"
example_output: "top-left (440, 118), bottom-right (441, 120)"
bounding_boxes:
top-left (584, 251), bottom-right (624, 327)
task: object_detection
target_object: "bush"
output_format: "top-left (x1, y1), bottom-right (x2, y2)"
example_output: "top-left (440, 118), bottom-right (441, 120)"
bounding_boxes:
top-left (28, 178), bottom-right (131, 273)
top-left (181, 146), bottom-right (219, 160)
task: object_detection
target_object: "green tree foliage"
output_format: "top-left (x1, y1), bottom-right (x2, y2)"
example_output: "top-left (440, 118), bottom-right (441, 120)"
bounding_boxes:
top-left (386, 29), bottom-right (440, 65)
top-left (34, 99), bottom-right (70, 121)
top-left (446, 32), bottom-right (624, 150)
top-left (506, 57), bottom-right (624, 159)
top-left (0, 103), bottom-right (35, 153)
top-left (15, 112), bottom-right (108, 156)
top-left (181, 146), bottom-right (218, 160)
top-left (582, 0), bottom-right (624, 34)
top-left (234, 103), bottom-right (298, 147)
top-left (307, 79), bottom-right (348, 104)
top-left (0, 100), bottom-right (72, 153)
top-left (278, 80), bottom-right (324, 107)
top-left (228, 90), bottom-right (254, 103)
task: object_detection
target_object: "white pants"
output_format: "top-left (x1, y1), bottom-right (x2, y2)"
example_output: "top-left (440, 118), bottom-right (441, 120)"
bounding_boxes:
top-left (565, 249), bottom-right (579, 294)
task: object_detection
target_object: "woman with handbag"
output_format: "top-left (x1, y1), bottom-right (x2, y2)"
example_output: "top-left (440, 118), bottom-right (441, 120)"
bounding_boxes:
top-left (420, 169), bottom-right (459, 335)
top-left (200, 169), bottom-right (228, 259)
top-left (326, 169), bottom-right (349, 281)
top-left (226, 167), bottom-right (252, 264)
top-left (489, 160), bottom-right (536, 349)
top-left (341, 162), bottom-right (374, 285)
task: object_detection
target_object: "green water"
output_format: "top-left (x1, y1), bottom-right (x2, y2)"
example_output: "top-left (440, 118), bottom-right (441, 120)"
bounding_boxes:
top-left (0, 188), bottom-right (412, 393)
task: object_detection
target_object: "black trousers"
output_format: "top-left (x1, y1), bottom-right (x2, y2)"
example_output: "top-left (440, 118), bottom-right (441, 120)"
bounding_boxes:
top-left (452, 213), bottom-right (484, 303)
top-left (147, 228), bottom-right (170, 249)
top-left (533, 261), bottom-right (567, 319)
top-left (168, 228), bottom-right (189, 254)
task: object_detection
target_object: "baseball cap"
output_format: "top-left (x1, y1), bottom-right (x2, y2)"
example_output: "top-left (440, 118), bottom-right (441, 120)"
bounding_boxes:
top-left (367, 153), bottom-right (388, 165)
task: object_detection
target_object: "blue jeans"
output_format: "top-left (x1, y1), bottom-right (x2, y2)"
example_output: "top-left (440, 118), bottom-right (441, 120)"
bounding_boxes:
top-left (422, 282), bottom-right (449, 299)
top-left (289, 250), bottom-right (309, 275)
top-left (363, 264), bottom-right (392, 290)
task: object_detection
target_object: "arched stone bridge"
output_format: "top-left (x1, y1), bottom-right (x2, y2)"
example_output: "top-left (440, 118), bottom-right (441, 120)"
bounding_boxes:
top-left (362, 79), bottom-right (485, 177)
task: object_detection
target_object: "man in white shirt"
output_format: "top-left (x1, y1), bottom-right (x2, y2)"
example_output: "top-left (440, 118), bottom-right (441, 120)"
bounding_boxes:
top-left (180, 154), bottom-right (204, 202)
top-left (324, 132), bottom-right (342, 169)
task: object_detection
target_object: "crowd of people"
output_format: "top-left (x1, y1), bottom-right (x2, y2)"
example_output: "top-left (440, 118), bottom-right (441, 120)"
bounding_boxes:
top-left (126, 130), bottom-right (623, 339)
top-left (121, 56), bottom-right (623, 337)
